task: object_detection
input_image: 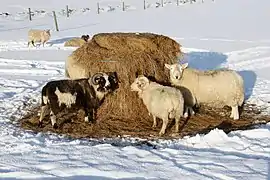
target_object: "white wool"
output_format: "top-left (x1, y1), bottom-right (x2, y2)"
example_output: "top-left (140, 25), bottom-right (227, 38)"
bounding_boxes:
top-left (166, 63), bottom-right (245, 120)
top-left (131, 76), bottom-right (185, 135)
top-left (28, 29), bottom-right (51, 47)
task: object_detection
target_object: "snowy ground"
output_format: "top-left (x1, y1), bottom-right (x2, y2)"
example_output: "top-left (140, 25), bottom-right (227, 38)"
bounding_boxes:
top-left (0, 0), bottom-right (270, 179)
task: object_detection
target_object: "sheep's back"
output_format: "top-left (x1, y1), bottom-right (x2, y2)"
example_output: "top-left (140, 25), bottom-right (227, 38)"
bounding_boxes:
top-left (193, 69), bottom-right (244, 107)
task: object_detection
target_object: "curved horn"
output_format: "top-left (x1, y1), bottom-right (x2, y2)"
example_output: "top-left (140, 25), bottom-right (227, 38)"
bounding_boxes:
top-left (91, 72), bottom-right (103, 85)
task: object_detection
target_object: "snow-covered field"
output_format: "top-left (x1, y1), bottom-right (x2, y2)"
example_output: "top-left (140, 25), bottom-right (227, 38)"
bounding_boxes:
top-left (0, 0), bottom-right (270, 179)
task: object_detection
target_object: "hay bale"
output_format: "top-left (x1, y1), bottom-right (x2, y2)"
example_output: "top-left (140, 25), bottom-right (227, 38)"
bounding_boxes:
top-left (64, 37), bottom-right (87, 47)
top-left (65, 32), bottom-right (182, 131)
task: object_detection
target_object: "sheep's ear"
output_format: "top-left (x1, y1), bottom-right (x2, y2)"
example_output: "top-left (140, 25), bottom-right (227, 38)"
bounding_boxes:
top-left (181, 63), bottom-right (188, 69)
top-left (165, 64), bottom-right (171, 69)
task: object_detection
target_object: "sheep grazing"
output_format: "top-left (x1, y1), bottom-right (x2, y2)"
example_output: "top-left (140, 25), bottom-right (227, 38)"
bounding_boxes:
top-left (39, 72), bottom-right (119, 129)
top-left (27, 29), bottom-right (51, 47)
top-left (131, 75), bottom-right (185, 136)
top-left (165, 63), bottom-right (245, 120)
top-left (64, 35), bottom-right (90, 47)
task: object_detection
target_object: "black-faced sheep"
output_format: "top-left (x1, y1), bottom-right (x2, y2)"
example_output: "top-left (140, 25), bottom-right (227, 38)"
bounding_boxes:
top-left (39, 72), bottom-right (119, 128)
top-left (131, 75), bottom-right (185, 136)
top-left (28, 29), bottom-right (51, 47)
top-left (165, 63), bottom-right (244, 120)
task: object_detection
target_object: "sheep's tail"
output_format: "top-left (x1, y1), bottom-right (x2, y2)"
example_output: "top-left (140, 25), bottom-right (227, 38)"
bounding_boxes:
top-left (41, 85), bottom-right (48, 106)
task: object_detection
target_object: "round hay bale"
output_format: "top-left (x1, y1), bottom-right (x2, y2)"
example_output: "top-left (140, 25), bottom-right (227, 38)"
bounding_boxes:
top-left (64, 37), bottom-right (87, 47)
top-left (65, 32), bottom-right (182, 131)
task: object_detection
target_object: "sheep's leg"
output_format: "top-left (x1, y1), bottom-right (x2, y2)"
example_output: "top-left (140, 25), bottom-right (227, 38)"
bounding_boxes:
top-left (231, 106), bottom-right (239, 120)
top-left (31, 40), bottom-right (36, 47)
top-left (38, 105), bottom-right (49, 127)
top-left (189, 107), bottom-right (195, 116)
top-left (174, 117), bottom-right (180, 133)
top-left (183, 106), bottom-right (189, 118)
top-left (159, 117), bottom-right (168, 136)
top-left (50, 111), bottom-right (58, 129)
top-left (84, 108), bottom-right (94, 123)
top-left (152, 115), bottom-right (157, 128)
top-left (230, 107), bottom-right (234, 118)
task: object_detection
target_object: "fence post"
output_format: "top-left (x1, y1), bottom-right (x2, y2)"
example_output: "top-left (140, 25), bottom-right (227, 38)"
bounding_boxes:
top-left (161, 0), bottom-right (163, 7)
top-left (177, 0), bottom-right (179, 6)
top-left (144, 0), bottom-right (146, 9)
top-left (97, 3), bottom-right (100, 14)
top-left (202, 0), bottom-right (204, 3)
top-left (52, 11), bottom-right (59, 31)
top-left (28, 8), bottom-right (32, 21)
top-left (122, 2), bottom-right (125, 11)
top-left (66, 5), bottom-right (69, 17)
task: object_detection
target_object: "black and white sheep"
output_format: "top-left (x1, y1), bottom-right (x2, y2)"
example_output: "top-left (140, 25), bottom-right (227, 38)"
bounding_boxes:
top-left (165, 63), bottom-right (245, 120)
top-left (131, 75), bottom-right (185, 136)
top-left (38, 72), bottom-right (119, 128)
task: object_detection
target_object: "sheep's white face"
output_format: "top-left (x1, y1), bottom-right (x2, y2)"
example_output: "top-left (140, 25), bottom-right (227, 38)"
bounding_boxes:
top-left (165, 63), bottom-right (188, 80)
top-left (131, 75), bottom-right (150, 92)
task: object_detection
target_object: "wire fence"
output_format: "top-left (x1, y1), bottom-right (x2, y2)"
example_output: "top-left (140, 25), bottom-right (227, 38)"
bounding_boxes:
top-left (1, 0), bottom-right (215, 32)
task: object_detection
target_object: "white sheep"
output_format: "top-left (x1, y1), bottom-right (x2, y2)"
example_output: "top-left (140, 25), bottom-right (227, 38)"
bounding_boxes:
top-left (165, 63), bottom-right (245, 120)
top-left (27, 29), bottom-right (51, 47)
top-left (131, 75), bottom-right (185, 136)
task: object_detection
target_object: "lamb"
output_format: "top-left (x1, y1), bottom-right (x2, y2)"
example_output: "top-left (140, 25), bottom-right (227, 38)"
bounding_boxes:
top-left (39, 72), bottom-right (119, 129)
top-left (131, 75), bottom-right (185, 136)
top-left (64, 35), bottom-right (90, 47)
top-left (27, 29), bottom-right (51, 47)
top-left (165, 63), bottom-right (245, 120)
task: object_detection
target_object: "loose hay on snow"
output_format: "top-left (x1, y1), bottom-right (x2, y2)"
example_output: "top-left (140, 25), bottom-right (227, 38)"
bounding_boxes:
top-left (20, 103), bottom-right (270, 139)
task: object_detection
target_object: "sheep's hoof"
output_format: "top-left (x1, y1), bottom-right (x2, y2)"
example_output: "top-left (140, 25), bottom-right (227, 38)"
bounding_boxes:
top-left (183, 112), bottom-right (189, 118)
top-left (53, 124), bottom-right (58, 129)
top-left (38, 121), bottom-right (43, 128)
top-left (158, 131), bottom-right (165, 136)
top-left (171, 132), bottom-right (180, 137)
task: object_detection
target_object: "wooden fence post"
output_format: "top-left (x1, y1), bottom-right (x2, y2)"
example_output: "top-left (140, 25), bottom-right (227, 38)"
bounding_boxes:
top-left (122, 2), bottom-right (125, 11)
top-left (28, 8), bottom-right (32, 21)
top-left (161, 0), bottom-right (163, 7)
top-left (97, 3), bottom-right (100, 14)
top-left (66, 5), bottom-right (69, 17)
top-left (177, 0), bottom-right (179, 6)
top-left (144, 0), bottom-right (146, 9)
top-left (52, 11), bottom-right (59, 31)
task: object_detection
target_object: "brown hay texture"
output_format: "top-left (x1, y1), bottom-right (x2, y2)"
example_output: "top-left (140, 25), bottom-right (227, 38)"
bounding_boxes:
top-left (20, 103), bottom-right (270, 139)
top-left (65, 32), bottom-right (182, 126)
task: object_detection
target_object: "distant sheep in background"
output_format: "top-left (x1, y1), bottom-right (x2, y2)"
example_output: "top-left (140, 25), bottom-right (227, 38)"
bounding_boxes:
top-left (28, 29), bottom-right (51, 47)
top-left (64, 34), bottom-right (90, 47)
top-left (131, 75), bottom-right (185, 136)
top-left (165, 63), bottom-right (245, 120)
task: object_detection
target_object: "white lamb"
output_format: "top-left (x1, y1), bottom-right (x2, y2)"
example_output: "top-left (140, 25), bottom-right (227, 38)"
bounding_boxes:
top-left (165, 63), bottom-right (245, 120)
top-left (28, 29), bottom-right (51, 47)
top-left (131, 75), bottom-right (185, 136)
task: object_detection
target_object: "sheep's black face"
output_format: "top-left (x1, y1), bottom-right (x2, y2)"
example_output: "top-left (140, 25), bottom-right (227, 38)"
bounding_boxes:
top-left (107, 72), bottom-right (119, 91)
top-left (92, 72), bottom-right (119, 93)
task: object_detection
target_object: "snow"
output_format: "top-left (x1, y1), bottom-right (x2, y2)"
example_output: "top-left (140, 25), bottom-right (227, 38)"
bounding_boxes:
top-left (0, 0), bottom-right (270, 179)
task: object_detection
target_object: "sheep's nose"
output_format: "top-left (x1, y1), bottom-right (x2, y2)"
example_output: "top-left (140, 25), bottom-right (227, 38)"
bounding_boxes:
top-left (175, 76), bottom-right (179, 79)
